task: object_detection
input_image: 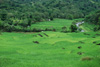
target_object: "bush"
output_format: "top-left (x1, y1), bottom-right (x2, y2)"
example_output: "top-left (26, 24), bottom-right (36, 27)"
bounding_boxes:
top-left (62, 26), bottom-right (67, 32)
top-left (45, 28), bottom-right (52, 31)
top-left (70, 24), bottom-right (77, 32)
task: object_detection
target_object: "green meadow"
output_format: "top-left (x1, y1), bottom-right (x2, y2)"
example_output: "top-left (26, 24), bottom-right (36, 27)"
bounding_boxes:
top-left (80, 22), bottom-right (96, 32)
top-left (29, 19), bottom-right (81, 31)
top-left (0, 19), bottom-right (100, 67)
top-left (14, 19), bottom-right (75, 32)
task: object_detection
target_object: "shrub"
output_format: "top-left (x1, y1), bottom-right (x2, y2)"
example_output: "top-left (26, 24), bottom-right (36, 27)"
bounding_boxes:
top-left (45, 28), bottom-right (52, 31)
top-left (70, 24), bottom-right (77, 32)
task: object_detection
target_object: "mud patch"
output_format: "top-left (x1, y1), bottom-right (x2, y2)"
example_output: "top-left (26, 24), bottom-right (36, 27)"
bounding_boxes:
top-left (43, 33), bottom-right (49, 37)
top-left (77, 52), bottom-right (84, 55)
top-left (96, 43), bottom-right (100, 45)
top-left (38, 34), bottom-right (43, 37)
top-left (81, 57), bottom-right (93, 61)
top-left (33, 41), bottom-right (39, 44)
top-left (78, 46), bottom-right (82, 49)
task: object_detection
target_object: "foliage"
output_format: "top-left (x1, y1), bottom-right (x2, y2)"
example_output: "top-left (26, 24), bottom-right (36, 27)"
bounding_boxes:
top-left (70, 24), bottom-right (78, 32)
top-left (0, 0), bottom-right (100, 32)
top-left (85, 10), bottom-right (100, 31)
top-left (61, 26), bottom-right (67, 32)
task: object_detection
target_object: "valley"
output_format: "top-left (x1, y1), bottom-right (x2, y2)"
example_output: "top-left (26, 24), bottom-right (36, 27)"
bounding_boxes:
top-left (0, 0), bottom-right (100, 67)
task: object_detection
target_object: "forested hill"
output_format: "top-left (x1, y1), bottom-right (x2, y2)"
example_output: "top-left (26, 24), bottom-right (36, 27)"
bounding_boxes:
top-left (0, 0), bottom-right (100, 32)
top-left (0, 0), bottom-right (100, 21)
top-left (85, 10), bottom-right (100, 31)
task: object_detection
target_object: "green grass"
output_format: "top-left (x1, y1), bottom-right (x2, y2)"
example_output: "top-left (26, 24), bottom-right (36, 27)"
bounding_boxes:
top-left (0, 31), bottom-right (100, 67)
top-left (80, 22), bottom-right (96, 32)
top-left (29, 19), bottom-right (76, 31)
top-left (0, 18), bottom-right (99, 67)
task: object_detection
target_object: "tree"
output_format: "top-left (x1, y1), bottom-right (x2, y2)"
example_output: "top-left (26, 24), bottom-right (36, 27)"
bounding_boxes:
top-left (28, 19), bottom-right (32, 31)
top-left (20, 21), bottom-right (28, 31)
top-left (0, 13), bottom-right (7, 21)
top-left (93, 27), bottom-right (98, 32)
top-left (0, 0), bottom-right (100, 32)
top-left (50, 16), bottom-right (54, 21)
top-left (70, 24), bottom-right (77, 32)
top-left (0, 21), bottom-right (2, 32)
top-left (0, 0), bottom-right (3, 4)
top-left (85, 10), bottom-right (100, 31)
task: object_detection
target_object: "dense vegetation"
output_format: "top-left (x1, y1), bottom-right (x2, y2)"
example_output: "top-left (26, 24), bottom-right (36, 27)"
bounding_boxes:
top-left (85, 10), bottom-right (100, 31)
top-left (0, 0), bottom-right (100, 32)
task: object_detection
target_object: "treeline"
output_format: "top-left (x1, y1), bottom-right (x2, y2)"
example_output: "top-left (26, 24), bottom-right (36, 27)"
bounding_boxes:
top-left (0, 0), bottom-right (100, 32)
top-left (85, 10), bottom-right (100, 31)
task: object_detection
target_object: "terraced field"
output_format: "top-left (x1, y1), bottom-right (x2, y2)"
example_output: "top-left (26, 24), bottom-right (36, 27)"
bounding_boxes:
top-left (0, 32), bottom-right (100, 67)
top-left (29, 18), bottom-right (83, 31)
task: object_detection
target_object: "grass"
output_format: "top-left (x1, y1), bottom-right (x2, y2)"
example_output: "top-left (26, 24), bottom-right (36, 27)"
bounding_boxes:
top-left (0, 31), bottom-right (100, 67)
top-left (29, 18), bottom-right (81, 31)
top-left (80, 22), bottom-right (96, 32)
top-left (0, 18), bottom-right (100, 67)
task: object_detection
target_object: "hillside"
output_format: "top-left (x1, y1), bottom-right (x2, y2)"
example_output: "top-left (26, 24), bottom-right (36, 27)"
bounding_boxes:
top-left (0, 32), bottom-right (100, 67)
top-left (0, 0), bottom-right (100, 32)
top-left (1, 0), bottom-right (100, 67)
top-left (0, 0), bottom-right (100, 20)
top-left (83, 10), bottom-right (100, 31)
